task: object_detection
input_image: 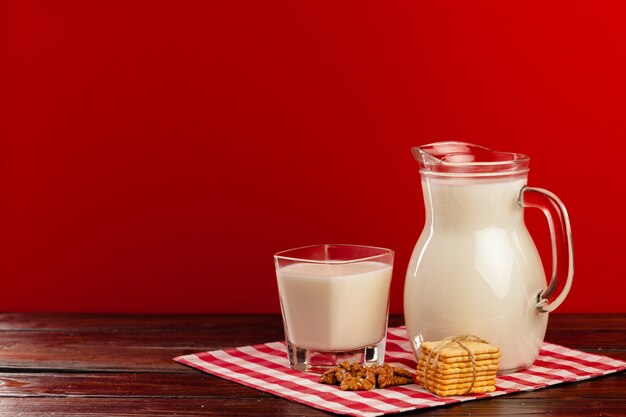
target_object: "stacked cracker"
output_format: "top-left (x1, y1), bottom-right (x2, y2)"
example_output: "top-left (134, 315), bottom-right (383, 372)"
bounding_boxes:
top-left (416, 336), bottom-right (500, 396)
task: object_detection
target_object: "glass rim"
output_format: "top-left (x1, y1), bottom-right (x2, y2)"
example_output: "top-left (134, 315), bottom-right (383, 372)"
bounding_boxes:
top-left (274, 243), bottom-right (394, 264)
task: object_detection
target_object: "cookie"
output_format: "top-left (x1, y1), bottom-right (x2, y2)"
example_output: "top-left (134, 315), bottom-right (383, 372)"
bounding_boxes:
top-left (417, 376), bottom-right (497, 391)
top-left (421, 339), bottom-right (500, 358)
top-left (417, 356), bottom-right (500, 370)
top-left (421, 351), bottom-right (502, 364)
top-left (417, 335), bottom-right (500, 397)
top-left (427, 384), bottom-right (496, 397)
top-left (417, 365), bottom-right (497, 379)
top-left (416, 370), bottom-right (497, 384)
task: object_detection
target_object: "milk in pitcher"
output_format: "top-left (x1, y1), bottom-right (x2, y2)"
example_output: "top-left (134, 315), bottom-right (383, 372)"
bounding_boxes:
top-left (405, 177), bottom-right (548, 371)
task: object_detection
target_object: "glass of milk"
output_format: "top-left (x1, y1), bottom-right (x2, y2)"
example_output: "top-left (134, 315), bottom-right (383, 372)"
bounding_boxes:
top-left (274, 244), bottom-right (394, 373)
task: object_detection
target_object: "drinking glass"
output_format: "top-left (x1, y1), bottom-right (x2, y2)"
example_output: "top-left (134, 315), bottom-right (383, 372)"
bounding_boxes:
top-left (274, 244), bottom-right (394, 373)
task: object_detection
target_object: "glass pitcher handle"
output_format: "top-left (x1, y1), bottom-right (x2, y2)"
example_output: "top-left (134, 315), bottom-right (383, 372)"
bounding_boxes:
top-left (519, 186), bottom-right (574, 314)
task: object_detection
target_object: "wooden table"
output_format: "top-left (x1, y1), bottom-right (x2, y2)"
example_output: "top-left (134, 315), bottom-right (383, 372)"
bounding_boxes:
top-left (0, 313), bottom-right (624, 416)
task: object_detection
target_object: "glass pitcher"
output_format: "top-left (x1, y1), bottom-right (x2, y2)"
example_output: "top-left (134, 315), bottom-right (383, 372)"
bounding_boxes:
top-left (404, 141), bottom-right (573, 372)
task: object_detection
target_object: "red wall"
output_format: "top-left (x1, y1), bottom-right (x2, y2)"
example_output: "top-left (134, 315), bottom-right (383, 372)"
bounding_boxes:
top-left (2, 1), bottom-right (625, 313)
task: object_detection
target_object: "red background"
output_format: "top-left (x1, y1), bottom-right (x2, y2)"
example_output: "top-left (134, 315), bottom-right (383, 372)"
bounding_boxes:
top-left (1, 1), bottom-right (625, 313)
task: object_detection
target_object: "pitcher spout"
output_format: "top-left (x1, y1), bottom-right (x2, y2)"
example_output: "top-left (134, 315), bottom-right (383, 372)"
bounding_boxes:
top-left (413, 141), bottom-right (529, 179)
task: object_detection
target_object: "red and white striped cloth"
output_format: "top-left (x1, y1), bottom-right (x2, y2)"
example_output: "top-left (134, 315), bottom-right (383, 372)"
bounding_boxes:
top-left (174, 327), bottom-right (626, 417)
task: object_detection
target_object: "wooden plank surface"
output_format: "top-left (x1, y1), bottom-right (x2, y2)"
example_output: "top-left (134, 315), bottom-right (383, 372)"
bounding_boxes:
top-left (0, 313), bottom-right (624, 416)
top-left (1, 397), bottom-right (626, 417)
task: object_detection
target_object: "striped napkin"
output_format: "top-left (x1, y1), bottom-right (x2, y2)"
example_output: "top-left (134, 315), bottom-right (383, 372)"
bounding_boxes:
top-left (174, 327), bottom-right (626, 417)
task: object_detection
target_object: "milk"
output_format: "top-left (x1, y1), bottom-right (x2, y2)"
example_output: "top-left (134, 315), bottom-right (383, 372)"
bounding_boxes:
top-left (277, 261), bottom-right (392, 351)
top-left (404, 177), bottom-right (548, 371)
